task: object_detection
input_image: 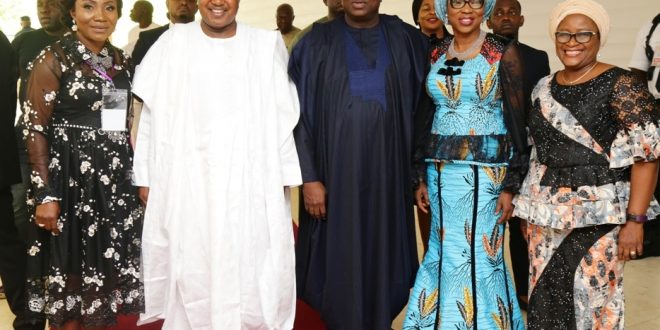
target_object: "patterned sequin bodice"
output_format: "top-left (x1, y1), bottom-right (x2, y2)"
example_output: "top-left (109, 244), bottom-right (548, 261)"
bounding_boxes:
top-left (528, 68), bottom-right (630, 189)
top-left (425, 36), bottom-right (509, 166)
top-left (25, 34), bottom-right (132, 129)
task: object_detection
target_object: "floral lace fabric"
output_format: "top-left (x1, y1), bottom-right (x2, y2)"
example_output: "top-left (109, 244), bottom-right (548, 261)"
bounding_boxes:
top-left (514, 68), bottom-right (660, 229)
top-left (21, 33), bottom-right (144, 326)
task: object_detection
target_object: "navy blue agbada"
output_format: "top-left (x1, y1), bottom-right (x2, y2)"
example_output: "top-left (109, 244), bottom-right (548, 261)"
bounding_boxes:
top-left (289, 15), bottom-right (429, 330)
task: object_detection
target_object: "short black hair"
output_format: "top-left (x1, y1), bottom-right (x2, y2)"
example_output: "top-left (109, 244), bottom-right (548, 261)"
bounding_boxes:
top-left (21, 16), bottom-right (31, 21)
top-left (134, 0), bottom-right (154, 15)
top-left (67, 0), bottom-right (123, 18)
top-left (412, 0), bottom-right (422, 24)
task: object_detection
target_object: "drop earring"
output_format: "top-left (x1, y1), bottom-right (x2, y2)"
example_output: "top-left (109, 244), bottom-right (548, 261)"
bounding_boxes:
top-left (72, 20), bottom-right (78, 32)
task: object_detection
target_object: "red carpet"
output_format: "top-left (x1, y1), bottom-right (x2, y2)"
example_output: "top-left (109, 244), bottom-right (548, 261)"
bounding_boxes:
top-left (51, 306), bottom-right (323, 329)
top-left (292, 222), bottom-right (327, 329)
top-left (49, 316), bottom-right (163, 330)
top-left (107, 316), bottom-right (163, 330)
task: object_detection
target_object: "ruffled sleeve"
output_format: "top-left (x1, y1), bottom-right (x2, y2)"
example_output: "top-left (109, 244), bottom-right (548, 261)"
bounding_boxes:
top-left (499, 41), bottom-right (529, 193)
top-left (21, 47), bottom-right (63, 204)
top-left (608, 72), bottom-right (660, 168)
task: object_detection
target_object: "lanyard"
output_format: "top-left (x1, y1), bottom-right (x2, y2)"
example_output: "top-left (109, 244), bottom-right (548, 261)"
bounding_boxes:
top-left (86, 60), bottom-right (115, 90)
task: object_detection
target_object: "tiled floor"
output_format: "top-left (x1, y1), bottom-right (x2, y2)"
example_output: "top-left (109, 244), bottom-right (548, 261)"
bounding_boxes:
top-left (2, 222), bottom-right (659, 329)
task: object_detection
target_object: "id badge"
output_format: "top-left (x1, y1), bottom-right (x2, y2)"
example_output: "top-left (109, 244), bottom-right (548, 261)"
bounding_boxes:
top-left (653, 45), bottom-right (660, 67)
top-left (101, 89), bottom-right (128, 131)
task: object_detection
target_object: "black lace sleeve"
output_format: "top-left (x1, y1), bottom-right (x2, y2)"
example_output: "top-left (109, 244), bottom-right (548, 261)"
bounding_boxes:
top-left (609, 71), bottom-right (660, 168)
top-left (22, 47), bottom-right (63, 204)
top-left (499, 41), bottom-right (529, 193)
top-left (412, 36), bottom-right (443, 189)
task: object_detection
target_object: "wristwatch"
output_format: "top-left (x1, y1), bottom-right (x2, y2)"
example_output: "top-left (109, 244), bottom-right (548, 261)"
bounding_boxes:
top-left (626, 213), bottom-right (649, 223)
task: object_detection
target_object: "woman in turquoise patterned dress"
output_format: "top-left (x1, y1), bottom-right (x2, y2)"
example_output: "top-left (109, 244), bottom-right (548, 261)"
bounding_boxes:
top-left (404, 0), bottom-right (527, 329)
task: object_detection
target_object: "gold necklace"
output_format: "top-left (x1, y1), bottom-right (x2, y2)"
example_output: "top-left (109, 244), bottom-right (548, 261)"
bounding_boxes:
top-left (562, 62), bottom-right (599, 85)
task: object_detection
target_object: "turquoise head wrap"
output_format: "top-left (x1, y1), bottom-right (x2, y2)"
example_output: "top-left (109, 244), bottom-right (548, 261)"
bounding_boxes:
top-left (434, 0), bottom-right (495, 22)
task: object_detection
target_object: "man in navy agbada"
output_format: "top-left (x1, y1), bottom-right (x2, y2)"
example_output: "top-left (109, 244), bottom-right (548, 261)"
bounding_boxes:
top-left (289, 0), bottom-right (429, 328)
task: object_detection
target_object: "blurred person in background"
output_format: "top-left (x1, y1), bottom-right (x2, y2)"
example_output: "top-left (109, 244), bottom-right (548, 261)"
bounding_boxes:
top-left (290, 0), bottom-right (343, 51)
top-left (629, 12), bottom-right (660, 258)
top-left (16, 16), bottom-right (36, 39)
top-left (0, 28), bottom-right (44, 330)
top-left (132, 0), bottom-right (198, 66)
top-left (276, 3), bottom-right (301, 51)
top-left (123, 0), bottom-right (159, 55)
top-left (413, 0), bottom-right (449, 38)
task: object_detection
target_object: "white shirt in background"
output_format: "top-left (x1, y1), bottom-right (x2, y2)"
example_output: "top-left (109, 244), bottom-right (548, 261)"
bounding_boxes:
top-left (629, 18), bottom-right (660, 99)
top-left (123, 22), bottom-right (160, 55)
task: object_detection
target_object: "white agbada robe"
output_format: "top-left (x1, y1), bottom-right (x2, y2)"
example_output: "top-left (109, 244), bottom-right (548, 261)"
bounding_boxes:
top-left (132, 22), bottom-right (302, 330)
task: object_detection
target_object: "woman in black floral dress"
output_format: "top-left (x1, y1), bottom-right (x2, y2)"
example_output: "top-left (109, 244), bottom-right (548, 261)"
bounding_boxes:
top-left (22, 0), bottom-right (143, 327)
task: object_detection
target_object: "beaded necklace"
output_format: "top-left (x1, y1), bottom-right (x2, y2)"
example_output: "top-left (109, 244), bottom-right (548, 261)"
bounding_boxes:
top-left (447, 30), bottom-right (486, 60)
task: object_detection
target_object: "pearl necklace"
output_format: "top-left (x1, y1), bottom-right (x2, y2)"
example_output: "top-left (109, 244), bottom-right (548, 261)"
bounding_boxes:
top-left (447, 30), bottom-right (487, 60)
top-left (561, 62), bottom-right (599, 85)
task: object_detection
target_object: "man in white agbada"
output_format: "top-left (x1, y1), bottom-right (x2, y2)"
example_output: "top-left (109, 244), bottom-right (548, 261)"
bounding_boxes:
top-left (131, 0), bottom-right (302, 328)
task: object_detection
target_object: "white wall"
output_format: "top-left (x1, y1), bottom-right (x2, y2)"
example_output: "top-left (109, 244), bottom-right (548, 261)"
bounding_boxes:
top-left (2, 0), bottom-right (659, 71)
top-left (235, 0), bottom-right (659, 72)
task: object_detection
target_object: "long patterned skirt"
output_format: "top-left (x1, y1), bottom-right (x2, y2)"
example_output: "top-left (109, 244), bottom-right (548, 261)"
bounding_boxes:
top-left (24, 128), bottom-right (144, 327)
top-left (404, 163), bottom-right (524, 329)
top-left (527, 223), bottom-right (624, 329)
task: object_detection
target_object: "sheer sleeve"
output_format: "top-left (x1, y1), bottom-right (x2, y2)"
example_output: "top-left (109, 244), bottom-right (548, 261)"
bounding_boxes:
top-left (21, 49), bottom-right (63, 204)
top-left (499, 41), bottom-right (529, 193)
top-left (411, 37), bottom-right (440, 189)
top-left (609, 72), bottom-right (660, 168)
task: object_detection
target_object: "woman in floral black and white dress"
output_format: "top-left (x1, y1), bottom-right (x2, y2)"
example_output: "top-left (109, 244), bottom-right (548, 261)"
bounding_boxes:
top-left (22, 0), bottom-right (143, 327)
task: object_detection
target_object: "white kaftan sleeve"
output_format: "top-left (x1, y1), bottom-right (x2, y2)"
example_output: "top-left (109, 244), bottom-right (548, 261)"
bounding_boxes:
top-left (133, 103), bottom-right (151, 187)
top-left (273, 33), bottom-right (302, 187)
top-left (131, 28), bottom-right (172, 187)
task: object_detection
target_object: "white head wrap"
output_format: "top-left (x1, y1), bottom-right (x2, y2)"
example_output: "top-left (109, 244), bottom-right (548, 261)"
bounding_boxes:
top-left (549, 0), bottom-right (610, 48)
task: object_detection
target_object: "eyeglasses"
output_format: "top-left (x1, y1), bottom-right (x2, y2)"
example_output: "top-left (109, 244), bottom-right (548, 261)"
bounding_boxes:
top-left (449, 0), bottom-right (485, 10)
top-left (555, 31), bottom-right (598, 44)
